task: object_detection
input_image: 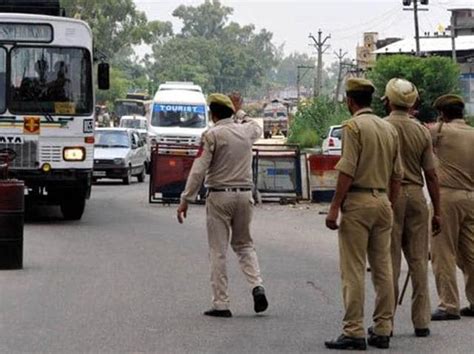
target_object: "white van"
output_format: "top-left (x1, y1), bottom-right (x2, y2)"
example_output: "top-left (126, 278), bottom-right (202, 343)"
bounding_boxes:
top-left (148, 82), bottom-right (209, 147)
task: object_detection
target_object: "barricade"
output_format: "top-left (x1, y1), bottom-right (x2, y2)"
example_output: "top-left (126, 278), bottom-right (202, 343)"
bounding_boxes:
top-left (308, 154), bottom-right (340, 203)
top-left (253, 144), bottom-right (302, 202)
top-left (148, 144), bottom-right (204, 204)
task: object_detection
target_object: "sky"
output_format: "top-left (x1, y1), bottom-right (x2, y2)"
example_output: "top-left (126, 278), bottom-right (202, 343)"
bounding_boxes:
top-left (134, 0), bottom-right (473, 64)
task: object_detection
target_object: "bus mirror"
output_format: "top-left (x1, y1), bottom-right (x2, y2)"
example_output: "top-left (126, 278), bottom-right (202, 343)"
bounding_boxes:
top-left (98, 63), bottom-right (110, 90)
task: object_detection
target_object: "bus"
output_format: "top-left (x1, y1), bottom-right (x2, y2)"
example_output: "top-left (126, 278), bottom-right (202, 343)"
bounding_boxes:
top-left (0, 0), bottom-right (109, 220)
top-left (114, 92), bottom-right (152, 124)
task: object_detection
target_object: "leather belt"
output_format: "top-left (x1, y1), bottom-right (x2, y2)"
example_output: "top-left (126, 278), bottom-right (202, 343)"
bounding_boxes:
top-left (208, 188), bottom-right (252, 193)
top-left (349, 187), bottom-right (386, 193)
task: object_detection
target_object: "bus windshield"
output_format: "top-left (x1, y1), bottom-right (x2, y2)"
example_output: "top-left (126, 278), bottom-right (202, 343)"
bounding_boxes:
top-left (120, 118), bottom-right (147, 129)
top-left (9, 47), bottom-right (92, 115)
top-left (151, 104), bottom-right (206, 128)
top-left (116, 101), bottom-right (145, 117)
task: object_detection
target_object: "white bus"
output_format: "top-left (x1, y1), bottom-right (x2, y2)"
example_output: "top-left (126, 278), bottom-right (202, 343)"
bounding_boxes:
top-left (0, 1), bottom-right (109, 220)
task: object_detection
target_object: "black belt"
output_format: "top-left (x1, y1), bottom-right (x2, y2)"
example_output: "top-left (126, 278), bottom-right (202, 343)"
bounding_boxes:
top-left (349, 187), bottom-right (386, 193)
top-left (208, 188), bottom-right (252, 192)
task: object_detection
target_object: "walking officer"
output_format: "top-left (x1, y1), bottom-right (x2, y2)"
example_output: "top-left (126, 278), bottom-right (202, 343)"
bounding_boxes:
top-left (430, 94), bottom-right (474, 321)
top-left (325, 78), bottom-right (403, 350)
top-left (177, 93), bottom-right (268, 318)
top-left (383, 78), bottom-right (441, 337)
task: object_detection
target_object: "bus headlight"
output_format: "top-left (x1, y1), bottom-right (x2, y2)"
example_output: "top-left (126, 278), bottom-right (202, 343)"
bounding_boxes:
top-left (114, 158), bottom-right (125, 165)
top-left (63, 147), bottom-right (86, 161)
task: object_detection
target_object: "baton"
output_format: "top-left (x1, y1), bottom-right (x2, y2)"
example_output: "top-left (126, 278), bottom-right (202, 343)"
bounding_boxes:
top-left (398, 271), bottom-right (410, 306)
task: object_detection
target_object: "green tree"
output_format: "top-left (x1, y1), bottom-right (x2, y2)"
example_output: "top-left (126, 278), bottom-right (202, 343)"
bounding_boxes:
top-left (149, 0), bottom-right (277, 94)
top-left (368, 55), bottom-right (460, 122)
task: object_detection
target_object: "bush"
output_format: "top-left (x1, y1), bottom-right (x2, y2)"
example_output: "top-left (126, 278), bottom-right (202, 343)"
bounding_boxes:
top-left (467, 116), bottom-right (474, 127)
top-left (288, 96), bottom-right (350, 148)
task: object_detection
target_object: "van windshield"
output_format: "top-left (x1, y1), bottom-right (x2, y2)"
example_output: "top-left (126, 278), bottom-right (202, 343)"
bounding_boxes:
top-left (151, 104), bottom-right (206, 128)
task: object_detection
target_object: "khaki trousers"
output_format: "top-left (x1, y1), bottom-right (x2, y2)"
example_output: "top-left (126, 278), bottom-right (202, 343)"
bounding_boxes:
top-left (391, 185), bottom-right (431, 329)
top-left (431, 188), bottom-right (474, 315)
top-left (339, 192), bottom-right (394, 338)
top-left (206, 191), bottom-right (263, 310)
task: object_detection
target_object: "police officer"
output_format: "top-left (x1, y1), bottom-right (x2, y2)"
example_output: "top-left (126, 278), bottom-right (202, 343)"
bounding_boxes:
top-left (383, 78), bottom-right (441, 337)
top-left (430, 95), bottom-right (474, 321)
top-left (177, 93), bottom-right (268, 318)
top-left (325, 78), bottom-right (403, 350)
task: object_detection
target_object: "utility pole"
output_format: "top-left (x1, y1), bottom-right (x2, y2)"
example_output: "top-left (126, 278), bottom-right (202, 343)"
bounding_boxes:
top-left (309, 30), bottom-right (330, 98)
top-left (334, 49), bottom-right (348, 103)
top-left (402, 0), bottom-right (429, 56)
top-left (296, 65), bottom-right (314, 102)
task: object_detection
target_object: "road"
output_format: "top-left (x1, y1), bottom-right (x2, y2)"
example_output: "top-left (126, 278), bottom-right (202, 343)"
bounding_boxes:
top-left (0, 177), bottom-right (471, 353)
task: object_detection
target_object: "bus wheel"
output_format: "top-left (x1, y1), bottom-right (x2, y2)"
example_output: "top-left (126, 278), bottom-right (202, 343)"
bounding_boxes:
top-left (61, 196), bottom-right (86, 221)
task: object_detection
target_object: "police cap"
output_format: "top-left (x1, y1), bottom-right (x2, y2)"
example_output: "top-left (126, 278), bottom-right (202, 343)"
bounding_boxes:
top-left (207, 93), bottom-right (235, 113)
top-left (433, 94), bottom-right (465, 110)
top-left (345, 78), bottom-right (375, 94)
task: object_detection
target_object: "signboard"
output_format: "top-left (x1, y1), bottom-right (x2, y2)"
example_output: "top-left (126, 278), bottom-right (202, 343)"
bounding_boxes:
top-left (0, 23), bottom-right (53, 42)
top-left (154, 104), bottom-right (206, 114)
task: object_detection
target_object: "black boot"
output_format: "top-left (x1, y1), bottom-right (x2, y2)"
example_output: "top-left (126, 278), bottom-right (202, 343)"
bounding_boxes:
top-left (460, 305), bottom-right (474, 317)
top-left (415, 328), bottom-right (430, 337)
top-left (324, 334), bottom-right (367, 350)
top-left (252, 286), bottom-right (268, 313)
top-left (431, 309), bottom-right (460, 321)
top-left (203, 309), bottom-right (232, 318)
top-left (367, 332), bottom-right (390, 349)
top-left (368, 326), bottom-right (393, 338)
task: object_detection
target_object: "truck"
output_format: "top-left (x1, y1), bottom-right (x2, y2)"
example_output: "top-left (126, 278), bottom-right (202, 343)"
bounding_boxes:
top-left (0, 0), bottom-right (109, 220)
top-left (262, 99), bottom-right (289, 139)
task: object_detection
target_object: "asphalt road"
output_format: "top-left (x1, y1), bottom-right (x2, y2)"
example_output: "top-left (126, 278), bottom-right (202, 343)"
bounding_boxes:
top-left (0, 177), bottom-right (471, 353)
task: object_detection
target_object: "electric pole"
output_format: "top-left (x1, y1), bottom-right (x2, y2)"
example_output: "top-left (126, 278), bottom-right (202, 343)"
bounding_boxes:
top-left (309, 30), bottom-right (330, 98)
top-left (296, 65), bottom-right (315, 102)
top-left (403, 0), bottom-right (429, 56)
top-left (334, 49), bottom-right (348, 103)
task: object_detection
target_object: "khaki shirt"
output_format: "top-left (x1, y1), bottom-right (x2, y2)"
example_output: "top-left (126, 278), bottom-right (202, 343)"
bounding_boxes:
top-left (336, 108), bottom-right (404, 188)
top-left (429, 119), bottom-right (474, 191)
top-left (181, 118), bottom-right (262, 202)
top-left (385, 110), bottom-right (436, 186)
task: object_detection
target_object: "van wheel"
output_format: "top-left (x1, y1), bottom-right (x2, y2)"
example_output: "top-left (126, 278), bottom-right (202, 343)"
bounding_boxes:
top-left (123, 167), bottom-right (131, 185)
top-left (137, 164), bottom-right (146, 183)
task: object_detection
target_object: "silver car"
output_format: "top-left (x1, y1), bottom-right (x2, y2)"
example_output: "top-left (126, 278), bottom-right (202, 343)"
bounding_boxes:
top-left (93, 128), bottom-right (147, 184)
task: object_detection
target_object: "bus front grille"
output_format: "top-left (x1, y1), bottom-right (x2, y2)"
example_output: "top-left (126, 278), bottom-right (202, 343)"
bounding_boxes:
top-left (0, 141), bottom-right (38, 169)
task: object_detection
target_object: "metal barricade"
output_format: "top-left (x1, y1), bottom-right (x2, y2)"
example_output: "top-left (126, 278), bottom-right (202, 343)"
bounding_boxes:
top-left (252, 144), bottom-right (302, 202)
top-left (148, 144), bottom-right (204, 204)
top-left (308, 154), bottom-right (340, 203)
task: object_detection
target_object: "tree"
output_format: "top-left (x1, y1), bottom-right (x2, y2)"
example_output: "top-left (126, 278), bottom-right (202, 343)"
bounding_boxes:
top-left (149, 0), bottom-right (277, 94)
top-left (172, 0), bottom-right (232, 39)
top-left (368, 55), bottom-right (460, 122)
top-left (62, 0), bottom-right (172, 60)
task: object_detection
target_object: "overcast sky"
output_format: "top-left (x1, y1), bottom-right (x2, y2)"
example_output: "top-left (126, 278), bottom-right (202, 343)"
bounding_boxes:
top-left (134, 0), bottom-right (473, 64)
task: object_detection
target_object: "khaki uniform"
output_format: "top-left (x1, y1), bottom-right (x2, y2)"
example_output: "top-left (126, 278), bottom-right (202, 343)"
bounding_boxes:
top-left (336, 108), bottom-right (403, 338)
top-left (385, 111), bottom-right (436, 329)
top-left (430, 119), bottom-right (474, 315)
top-left (181, 117), bottom-right (264, 310)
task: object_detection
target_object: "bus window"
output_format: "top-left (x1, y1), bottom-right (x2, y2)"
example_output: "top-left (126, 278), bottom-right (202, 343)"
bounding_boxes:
top-left (0, 48), bottom-right (6, 113)
top-left (9, 47), bottom-right (92, 115)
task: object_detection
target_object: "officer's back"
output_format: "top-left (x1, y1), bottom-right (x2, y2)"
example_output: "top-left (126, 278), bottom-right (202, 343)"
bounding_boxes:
top-left (204, 117), bottom-right (261, 188)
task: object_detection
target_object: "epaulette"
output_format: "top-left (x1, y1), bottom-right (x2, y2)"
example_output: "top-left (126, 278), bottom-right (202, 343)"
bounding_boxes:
top-left (342, 119), bottom-right (359, 134)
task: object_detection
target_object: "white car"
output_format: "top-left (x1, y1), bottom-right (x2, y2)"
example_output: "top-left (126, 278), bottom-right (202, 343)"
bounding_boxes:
top-left (93, 128), bottom-right (148, 184)
top-left (322, 125), bottom-right (342, 155)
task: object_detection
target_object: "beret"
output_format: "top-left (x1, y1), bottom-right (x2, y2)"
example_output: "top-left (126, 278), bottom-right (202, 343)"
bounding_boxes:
top-left (346, 78), bottom-right (375, 93)
top-left (207, 93), bottom-right (236, 112)
top-left (433, 94), bottom-right (465, 110)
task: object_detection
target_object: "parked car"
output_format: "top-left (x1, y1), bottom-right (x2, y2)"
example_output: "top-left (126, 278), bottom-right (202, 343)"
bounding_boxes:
top-left (321, 125), bottom-right (342, 155)
top-left (93, 128), bottom-right (147, 184)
